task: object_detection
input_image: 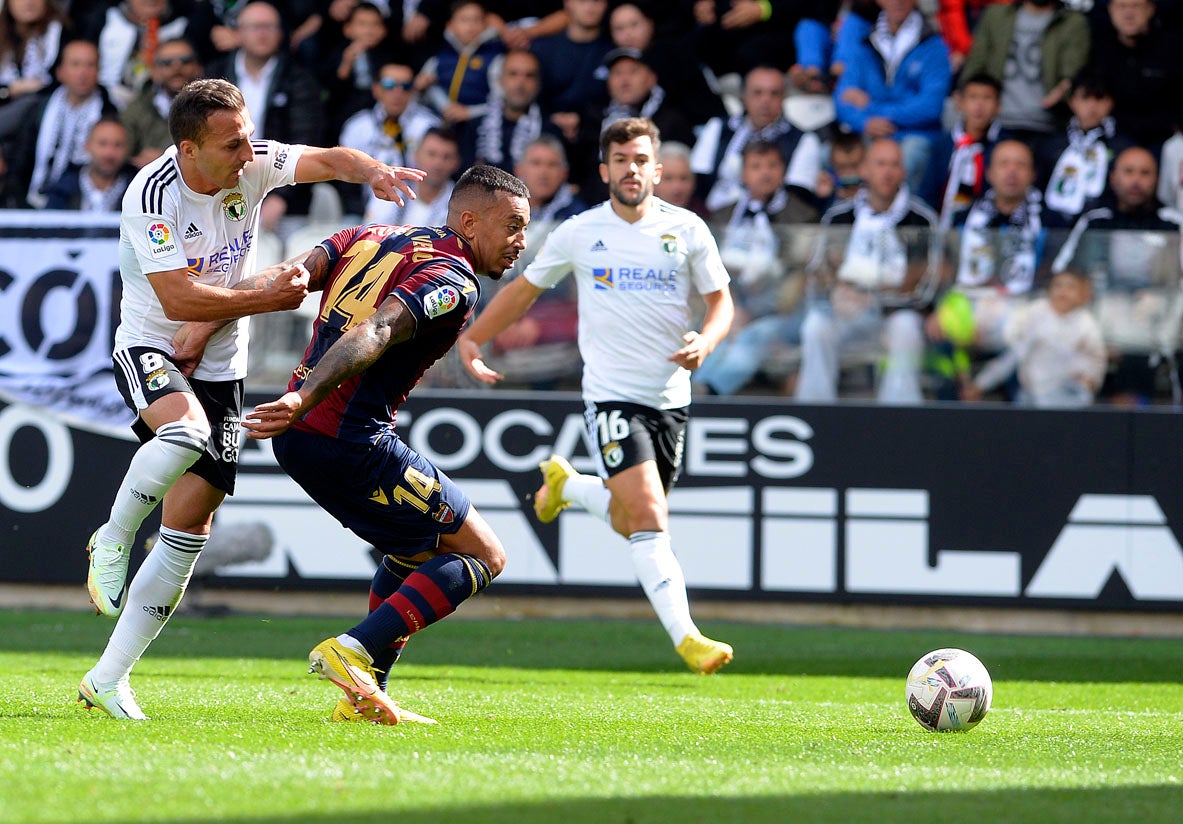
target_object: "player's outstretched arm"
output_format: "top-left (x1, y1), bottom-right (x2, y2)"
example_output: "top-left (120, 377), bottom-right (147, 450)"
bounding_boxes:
top-left (670, 286), bottom-right (735, 370)
top-left (294, 146), bottom-right (426, 207)
top-left (244, 293), bottom-right (416, 439)
top-left (148, 262), bottom-right (310, 322)
top-left (457, 276), bottom-right (546, 384)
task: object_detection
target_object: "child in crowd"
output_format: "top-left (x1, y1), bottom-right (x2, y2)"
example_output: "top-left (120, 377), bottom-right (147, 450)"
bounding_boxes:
top-left (324, 2), bottom-right (393, 132)
top-left (1037, 75), bottom-right (1132, 228)
top-left (417, 1), bottom-right (503, 126)
top-left (963, 268), bottom-right (1107, 406)
top-left (928, 74), bottom-right (1005, 228)
top-left (814, 130), bottom-right (865, 211)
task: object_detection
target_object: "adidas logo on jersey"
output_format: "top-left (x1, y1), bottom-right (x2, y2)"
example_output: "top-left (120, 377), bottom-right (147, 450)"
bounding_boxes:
top-left (183, 223), bottom-right (202, 240)
top-left (590, 239), bottom-right (607, 252)
top-left (142, 604), bottom-right (173, 622)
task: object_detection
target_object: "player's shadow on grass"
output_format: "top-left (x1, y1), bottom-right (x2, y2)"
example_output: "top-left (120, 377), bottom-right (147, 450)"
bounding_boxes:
top-left (158, 785), bottom-right (1183, 824)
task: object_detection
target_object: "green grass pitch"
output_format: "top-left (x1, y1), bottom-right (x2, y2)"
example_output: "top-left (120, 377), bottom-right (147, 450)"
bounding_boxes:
top-left (0, 607), bottom-right (1180, 823)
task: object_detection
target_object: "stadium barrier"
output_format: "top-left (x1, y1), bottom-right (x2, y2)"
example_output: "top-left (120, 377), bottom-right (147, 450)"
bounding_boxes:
top-left (2, 389), bottom-right (1182, 611)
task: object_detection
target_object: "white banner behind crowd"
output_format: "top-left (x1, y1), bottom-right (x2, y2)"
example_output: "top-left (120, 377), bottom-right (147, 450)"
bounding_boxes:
top-left (0, 212), bottom-right (131, 428)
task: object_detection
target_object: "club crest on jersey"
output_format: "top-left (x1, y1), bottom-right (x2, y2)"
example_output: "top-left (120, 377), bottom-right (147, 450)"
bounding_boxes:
top-left (146, 222), bottom-right (176, 256)
top-left (222, 192), bottom-right (247, 221)
top-left (424, 285), bottom-right (460, 318)
top-left (592, 268), bottom-right (614, 289)
top-left (432, 502), bottom-right (455, 524)
top-left (661, 233), bottom-right (679, 256)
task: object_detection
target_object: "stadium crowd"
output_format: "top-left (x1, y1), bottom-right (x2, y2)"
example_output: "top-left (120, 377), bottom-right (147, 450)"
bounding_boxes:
top-left (2, 0), bottom-right (1183, 405)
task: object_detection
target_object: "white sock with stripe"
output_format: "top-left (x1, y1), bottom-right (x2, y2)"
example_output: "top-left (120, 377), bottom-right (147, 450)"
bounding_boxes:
top-left (629, 530), bottom-right (697, 646)
top-left (97, 420), bottom-right (209, 549)
top-left (90, 527), bottom-right (207, 684)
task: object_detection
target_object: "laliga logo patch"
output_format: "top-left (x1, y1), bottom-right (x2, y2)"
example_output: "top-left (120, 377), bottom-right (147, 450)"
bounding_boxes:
top-left (602, 441), bottom-right (624, 469)
top-left (146, 222), bottom-right (177, 256)
top-left (222, 192), bottom-right (247, 221)
top-left (424, 285), bottom-right (460, 318)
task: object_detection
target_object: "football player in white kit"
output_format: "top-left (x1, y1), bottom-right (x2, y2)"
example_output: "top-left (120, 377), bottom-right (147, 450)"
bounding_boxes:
top-left (459, 118), bottom-right (737, 674)
top-left (78, 79), bottom-right (425, 720)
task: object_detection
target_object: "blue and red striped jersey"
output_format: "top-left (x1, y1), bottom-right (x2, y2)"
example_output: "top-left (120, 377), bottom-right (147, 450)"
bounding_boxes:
top-left (289, 223), bottom-right (481, 441)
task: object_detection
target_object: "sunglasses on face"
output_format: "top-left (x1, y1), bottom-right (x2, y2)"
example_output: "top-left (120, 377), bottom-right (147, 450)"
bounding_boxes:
top-left (378, 78), bottom-right (414, 91)
top-left (156, 55), bottom-right (197, 67)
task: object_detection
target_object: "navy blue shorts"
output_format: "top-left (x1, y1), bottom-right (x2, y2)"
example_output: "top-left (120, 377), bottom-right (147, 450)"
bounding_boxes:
top-left (272, 427), bottom-right (470, 557)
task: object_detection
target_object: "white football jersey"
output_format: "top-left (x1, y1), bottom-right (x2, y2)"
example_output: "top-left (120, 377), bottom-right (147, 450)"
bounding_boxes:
top-left (116, 140), bottom-right (305, 380)
top-left (524, 198), bottom-right (730, 409)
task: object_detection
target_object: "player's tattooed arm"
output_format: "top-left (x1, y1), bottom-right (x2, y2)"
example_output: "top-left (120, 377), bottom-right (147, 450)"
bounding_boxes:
top-left (244, 294), bottom-right (416, 438)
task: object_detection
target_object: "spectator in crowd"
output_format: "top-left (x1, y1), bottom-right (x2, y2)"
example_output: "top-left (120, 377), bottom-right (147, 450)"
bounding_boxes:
top-left (0, 0), bottom-right (70, 143)
top-left (930, 139), bottom-right (1047, 398)
top-left (935, 0), bottom-right (1008, 71)
top-left (575, 46), bottom-right (695, 199)
top-left (1159, 127), bottom-right (1183, 211)
top-left (929, 73), bottom-right (1005, 228)
top-left (692, 0), bottom-right (801, 75)
top-left (959, 0), bottom-right (1089, 143)
top-left (514, 133), bottom-right (588, 223)
top-left (814, 129), bottom-right (866, 211)
top-left (833, 0), bottom-right (952, 195)
top-left (795, 137), bottom-right (939, 403)
top-left (1051, 146), bottom-right (1183, 404)
top-left (367, 125), bottom-right (461, 225)
top-left (187, 0), bottom-right (325, 63)
top-left (654, 140), bottom-right (707, 217)
top-left (417, 0), bottom-right (503, 126)
top-left (338, 60), bottom-right (441, 213)
top-left (963, 267), bottom-right (1107, 406)
top-left (322, 2), bottom-right (394, 135)
top-left (1085, 0), bottom-right (1181, 152)
top-left (84, 0), bottom-right (191, 110)
top-left (790, 0), bottom-right (842, 93)
top-left (207, 0), bottom-right (325, 229)
top-left (6, 40), bottom-right (116, 209)
top-left (481, 133), bottom-right (588, 389)
top-left (530, 0), bottom-right (612, 139)
top-left (459, 48), bottom-right (555, 172)
top-left (607, 1), bottom-right (723, 127)
top-left (694, 140), bottom-right (819, 396)
top-left (691, 64), bottom-right (824, 213)
top-left (482, 1), bottom-right (569, 52)
top-left (1036, 74), bottom-right (1131, 228)
top-left (120, 37), bottom-right (203, 168)
top-left (44, 116), bottom-right (135, 211)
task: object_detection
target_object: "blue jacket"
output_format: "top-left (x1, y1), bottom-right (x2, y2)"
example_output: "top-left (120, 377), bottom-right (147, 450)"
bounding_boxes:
top-left (834, 18), bottom-right (951, 138)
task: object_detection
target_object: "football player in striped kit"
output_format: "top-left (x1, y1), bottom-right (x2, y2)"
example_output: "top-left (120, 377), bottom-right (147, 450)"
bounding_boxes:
top-left (78, 78), bottom-right (424, 721)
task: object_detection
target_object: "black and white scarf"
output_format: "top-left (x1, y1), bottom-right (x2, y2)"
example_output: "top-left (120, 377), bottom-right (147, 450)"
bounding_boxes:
top-left (941, 118), bottom-right (1002, 229)
top-left (958, 188), bottom-right (1043, 294)
top-left (721, 187), bottom-right (788, 286)
top-left (532, 184), bottom-right (577, 224)
top-left (28, 88), bottom-right (104, 208)
top-left (0, 20), bottom-right (62, 86)
top-left (78, 167), bottom-right (131, 212)
top-left (835, 186), bottom-right (915, 289)
top-left (707, 115), bottom-right (795, 211)
top-left (1044, 117), bottom-right (1116, 216)
top-left (870, 10), bottom-right (923, 84)
top-left (601, 84), bottom-right (666, 136)
top-left (475, 101), bottom-right (543, 168)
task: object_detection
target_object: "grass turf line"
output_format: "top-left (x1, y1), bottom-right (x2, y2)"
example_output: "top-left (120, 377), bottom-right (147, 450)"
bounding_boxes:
top-left (0, 610), bottom-right (1180, 823)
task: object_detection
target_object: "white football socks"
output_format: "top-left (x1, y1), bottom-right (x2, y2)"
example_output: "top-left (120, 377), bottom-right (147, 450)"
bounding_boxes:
top-left (90, 526), bottom-right (207, 684)
top-left (561, 472), bottom-right (612, 523)
top-left (97, 420), bottom-right (208, 549)
top-left (628, 530), bottom-right (697, 646)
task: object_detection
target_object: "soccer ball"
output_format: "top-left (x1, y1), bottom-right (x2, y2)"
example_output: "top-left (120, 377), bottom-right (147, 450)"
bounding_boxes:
top-left (905, 648), bottom-right (993, 732)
